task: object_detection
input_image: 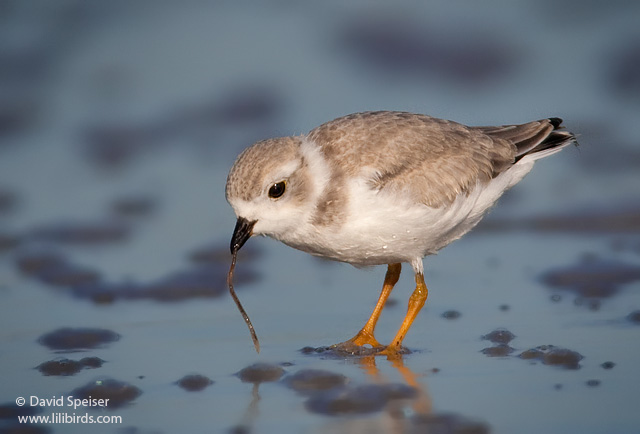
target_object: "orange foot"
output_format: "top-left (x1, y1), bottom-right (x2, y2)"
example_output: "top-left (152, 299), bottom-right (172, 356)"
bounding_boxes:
top-left (328, 339), bottom-right (410, 359)
top-left (329, 330), bottom-right (385, 356)
top-left (378, 344), bottom-right (411, 359)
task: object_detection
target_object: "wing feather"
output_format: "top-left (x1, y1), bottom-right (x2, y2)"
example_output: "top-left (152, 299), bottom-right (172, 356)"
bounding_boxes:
top-left (308, 111), bottom-right (516, 207)
top-left (307, 112), bottom-right (573, 208)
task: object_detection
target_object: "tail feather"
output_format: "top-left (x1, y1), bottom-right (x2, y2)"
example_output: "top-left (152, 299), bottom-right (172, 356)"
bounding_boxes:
top-left (475, 118), bottom-right (577, 163)
top-left (514, 118), bottom-right (577, 162)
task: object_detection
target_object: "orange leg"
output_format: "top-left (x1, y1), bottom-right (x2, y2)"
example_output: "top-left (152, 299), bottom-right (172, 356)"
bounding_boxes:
top-left (333, 263), bottom-right (401, 349)
top-left (382, 272), bottom-right (428, 357)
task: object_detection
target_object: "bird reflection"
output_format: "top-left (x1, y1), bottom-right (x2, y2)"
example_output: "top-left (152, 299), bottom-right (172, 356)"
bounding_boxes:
top-left (232, 356), bottom-right (433, 434)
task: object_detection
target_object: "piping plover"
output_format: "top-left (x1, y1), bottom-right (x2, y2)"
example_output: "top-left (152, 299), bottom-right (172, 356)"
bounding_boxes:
top-left (226, 111), bottom-right (576, 356)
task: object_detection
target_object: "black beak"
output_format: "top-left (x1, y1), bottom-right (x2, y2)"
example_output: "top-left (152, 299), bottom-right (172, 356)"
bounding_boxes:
top-left (230, 217), bottom-right (256, 254)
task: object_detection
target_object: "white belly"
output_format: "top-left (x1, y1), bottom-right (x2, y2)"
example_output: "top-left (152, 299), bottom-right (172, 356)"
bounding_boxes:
top-left (280, 161), bottom-right (534, 269)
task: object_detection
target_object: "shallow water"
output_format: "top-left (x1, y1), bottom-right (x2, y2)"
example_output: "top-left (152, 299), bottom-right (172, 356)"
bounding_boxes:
top-left (1, 2), bottom-right (640, 433)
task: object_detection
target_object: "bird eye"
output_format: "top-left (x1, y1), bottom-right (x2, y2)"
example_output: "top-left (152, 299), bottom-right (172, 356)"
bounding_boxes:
top-left (268, 181), bottom-right (286, 199)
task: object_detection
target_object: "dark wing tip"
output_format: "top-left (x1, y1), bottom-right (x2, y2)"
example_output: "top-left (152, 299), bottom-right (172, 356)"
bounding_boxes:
top-left (548, 117), bottom-right (563, 128)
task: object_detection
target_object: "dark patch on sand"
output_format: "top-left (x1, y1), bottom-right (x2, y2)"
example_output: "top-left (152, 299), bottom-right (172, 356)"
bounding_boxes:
top-left (38, 328), bottom-right (120, 351)
top-left (481, 344), bottom-right (514, 357)
top-left (29, 220), bottom-right (130, 245)
top-left (411, 413), bottom-right (490, 434)
top-left (519, 345), bottom-right (583, 370)
top-left (540, 256), bottom-right (640, 300)
top-left (71, 379), bottom-right (141, 409)
top-left (305, 383), bottom-right (416, 416)
top-left (236, 363), bottom-right (285, 384)
top-left (37, 357), bottom-right (104, 376)
top-left (480, 202), bottom-right (640, 235)
top-left (442, 310), bottom-right (461, 320)
top-left (110, 196), bottom-right (157, 218)
top-left (284, 369), bottom-right (348, 394)
top-left (339, 14), bottom-right (518, 87)
top-left (176, 374), bottom-right (214, 391)
top-left (482, 329), bottom-right (516, 344)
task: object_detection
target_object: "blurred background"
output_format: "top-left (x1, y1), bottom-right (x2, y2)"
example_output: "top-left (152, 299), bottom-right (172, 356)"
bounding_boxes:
top-left (1, 1), bottom-right (639, 433)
